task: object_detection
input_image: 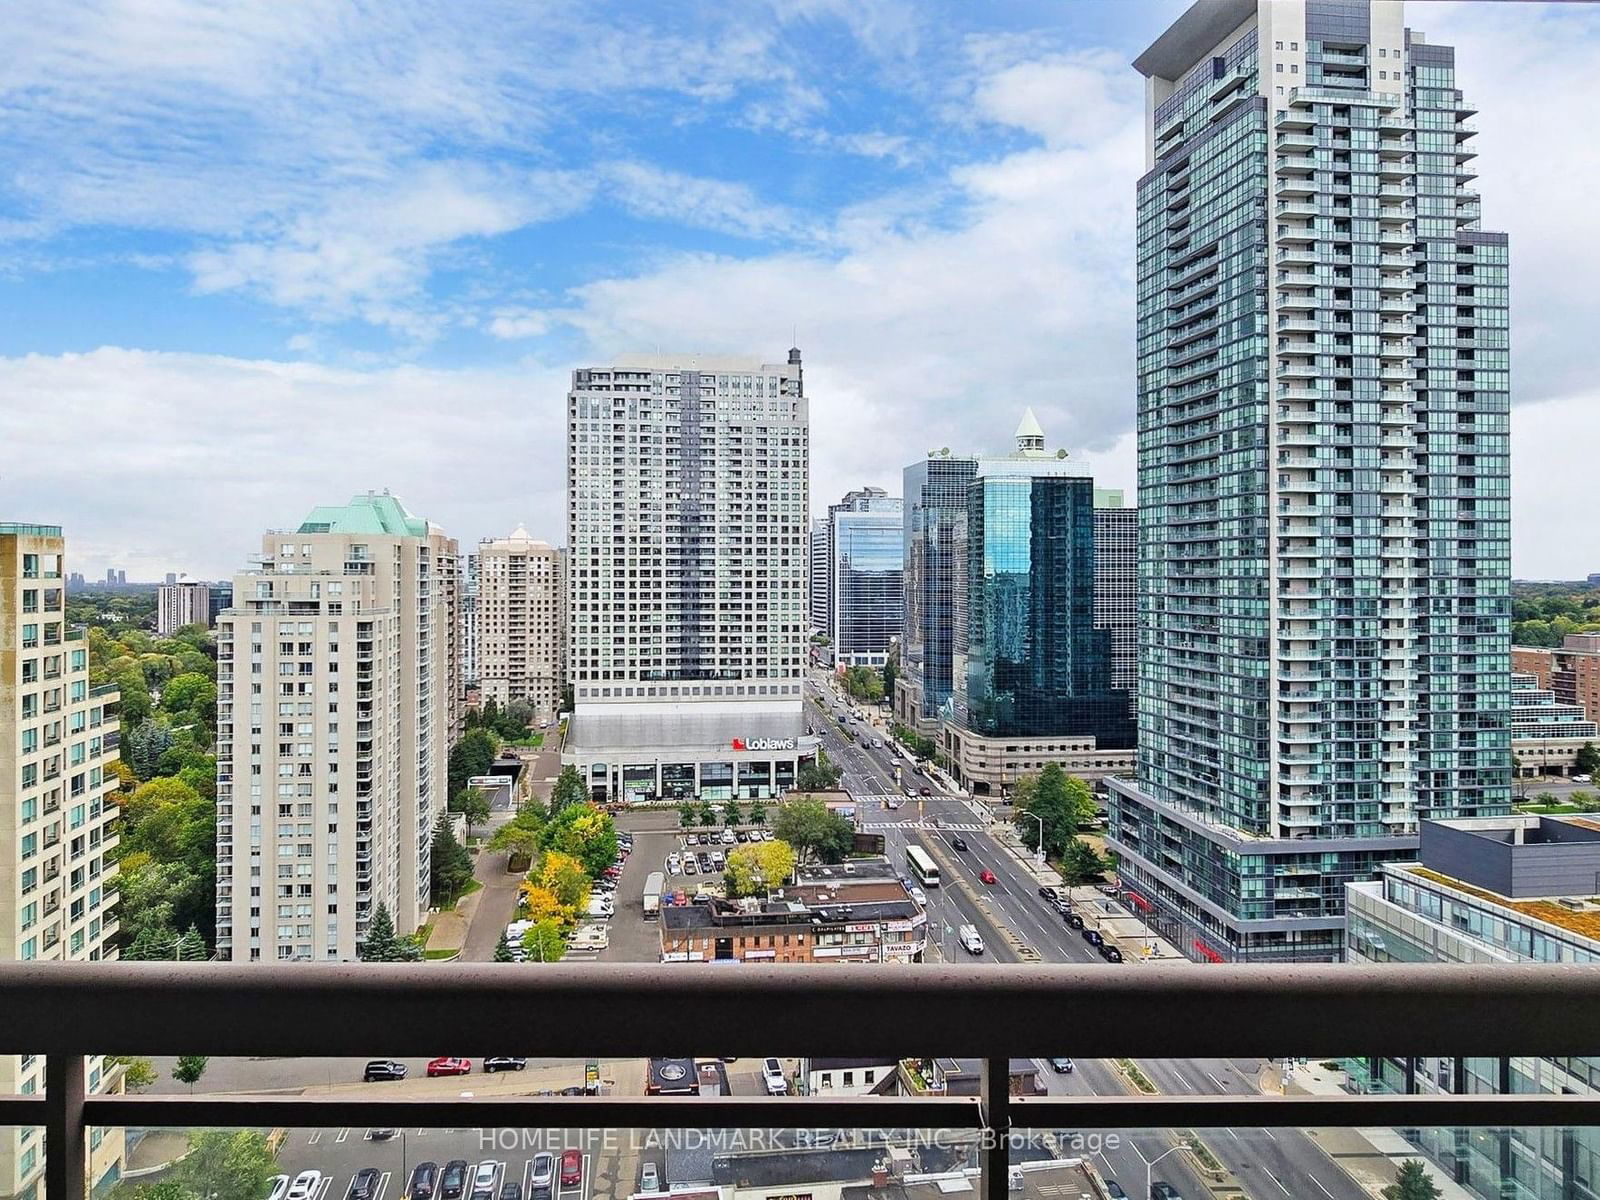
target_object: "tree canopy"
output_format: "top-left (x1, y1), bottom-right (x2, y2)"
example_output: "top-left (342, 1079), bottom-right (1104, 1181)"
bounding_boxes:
top-left (773, 797), bottom-right (854, 864)
top-left (1382, 1160), bottom-right (1442, 1200)
top-left (358, 900), bottom-right (423, 962)
top-left (173, 1129), bottom-right (279, 1200)
top-left (448, 728), bottom-right (500, 797)
top-left (725, 840), bottom-right (797, 898)
top-left (430, 815), bottom-right (475, 905)
top-left (1012, 765), bottom-right (1096, 859)
top-left (549, 765), bottom-right (589, 813)
top-left (796, 748), bottom-right (843, 793)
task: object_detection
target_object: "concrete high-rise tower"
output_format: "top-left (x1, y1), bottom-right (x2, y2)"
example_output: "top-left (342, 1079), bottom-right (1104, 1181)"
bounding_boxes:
top-left (475, 527), bottom-right (566, 720)
top-left (1109, 0), bottom-right (1511, 962)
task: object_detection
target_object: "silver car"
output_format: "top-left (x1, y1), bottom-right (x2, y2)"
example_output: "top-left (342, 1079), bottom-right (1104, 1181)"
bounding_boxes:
top-left (529, 1154), bottom-right (555, 1196)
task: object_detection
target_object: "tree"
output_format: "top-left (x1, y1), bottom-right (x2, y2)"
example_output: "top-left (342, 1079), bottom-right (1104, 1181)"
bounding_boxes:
top-left (126, 718), bottom-right (175, 780)
top-left (520, 918), bottom-right (566, 963)
top-left (882, 646), bottom-right (899, 700)
top-left (1578, 742), bottom-right (1600, 776)
top-left (493, 930), bottom-right (514, 963)
top-left (489, 823), bottom-right (542, 871)
top-left (549, 765), bottom-right (588, 814)
top-left (161, 672), bottom-right (218, 724)
top-left (550, 807), bottom-right (619, 878)
top-left (447, 728), bottom-right (499, 798)
top-left (747, 800), bottom-right (768, 826)
top-left (538, 850), bottom-right (591, 910)
top-left (723, 799), bottom-right (743, 826)
top-left (358, 900), bottom-right (413, 962)
top-left (1059, 839), bottom-right (1108, 885)
top-left (175, 1129), bottom-right (279, 1200)
top-left (773, 797), bottom-right (854, 864)
top-left (1013, 765), bottom-right (1094, 859)
top-left (725, 840), bottom-right (797, 898)
top-left (1382, 1160), bottom-right (1442, 1200)
top-left (176, 924), bottom-right (209, 961)
top-left (451, 786), bottom-right (491, 833)
top-left (560, 682), bottom-right (574, 712)
top-left (109, 1055), bottom-right (157, 1092)
top-left (172, 1055), bottom-right (209, 1091)
top-left (678, 801), bottom-right (698, 828)
top-left (518, 883), bottom-right (576, 930)
top-left (697, 798), bottom-right (717, 827)
top-left (430, 814), bottom-right (475, 904)
top-left (500, 699), bottom-right (536, 739)
top-left (797, 748), bottom-right (843, 792)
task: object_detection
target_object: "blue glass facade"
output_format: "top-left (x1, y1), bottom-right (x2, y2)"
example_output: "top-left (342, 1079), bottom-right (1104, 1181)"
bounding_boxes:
top-left (902, 456), bottom-right (979, 724)
top-left (832, 505), bottom-right (904, 667)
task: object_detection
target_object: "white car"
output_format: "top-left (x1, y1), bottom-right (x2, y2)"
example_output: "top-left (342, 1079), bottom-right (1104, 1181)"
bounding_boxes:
top-left (909, 886), bottom-right (927, 905)
top-left (639, 1163), bottom-right (661, 1193)
top-left (470, 1162), bottom-right (501, 1200)
top-left (268, 1176), bottom-right (290, 1200)
top-left (666, 854), bottom-right (682, 875)
top-left (721, 829), bottom-right (736, 845)
top-left (762, 1057), bottom-right (788, 1095)
top-left (710, 851), bottom-right (726, 869)
top-left (287, 1171), bottom-right (323, 1200)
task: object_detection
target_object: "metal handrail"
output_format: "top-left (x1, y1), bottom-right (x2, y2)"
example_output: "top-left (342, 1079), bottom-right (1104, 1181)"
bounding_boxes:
top-left (5, 962), bottom-right (1600, 1200)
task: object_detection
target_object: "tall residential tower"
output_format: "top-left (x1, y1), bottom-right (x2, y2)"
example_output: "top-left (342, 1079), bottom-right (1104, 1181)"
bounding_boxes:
top-left (1109, 0), bottom-right (1511, 962)
top-left (475, 527), bottom-right (566, 721)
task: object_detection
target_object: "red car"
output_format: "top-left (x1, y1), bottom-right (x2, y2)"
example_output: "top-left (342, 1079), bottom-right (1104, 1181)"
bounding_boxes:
top-left (426, 1057), bottom-right (471, 1077)
top-left (979, 868), bottom-right (998, 885)
top-left (560, 1150), bottom-right (582, 1188)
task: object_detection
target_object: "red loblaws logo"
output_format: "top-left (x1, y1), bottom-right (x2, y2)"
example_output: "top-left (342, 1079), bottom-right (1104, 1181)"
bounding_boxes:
top-left (731, 738), bottom-right (747, 751)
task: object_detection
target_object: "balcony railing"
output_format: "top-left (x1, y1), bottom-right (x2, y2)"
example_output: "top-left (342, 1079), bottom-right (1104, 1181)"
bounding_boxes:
top-left (5, 964), bottom-right (1600, 1199)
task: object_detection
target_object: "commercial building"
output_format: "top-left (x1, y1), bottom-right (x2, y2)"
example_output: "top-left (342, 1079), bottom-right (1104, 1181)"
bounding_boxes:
top-left (1510, 671), bottom-right (1599, 779)
top-left (564, 352), bottom-right (817, 803)
top-left (658, 859), bottom-right (926, 963)
top-left (155, 574), bottom-right (212, 635)
top-left (941, 410), bottom-right (1135, 793)
top-left (1092, 492), bottom-right (1137, 703)
top-left (1513, 634), bottom-right (1600, 729)
top-left (1108, 0), bottom-right (1512, 961)
top-left (206, 583), bottom-right (233, 627)
top-left (475, 527), bottom-right (565, 720)
top-left (897, 452), bottom-right (979, 735)
top-left (214, 492), bottom-right (459, 962)
top-left (1347, 815), bottom-right (1600, 1200)
top-left (0, 524), bottom-right (125, 1200)
top-left (808, 517), bottom-right (828, 637)
top-left (827, 489), bottom-right (903, 670)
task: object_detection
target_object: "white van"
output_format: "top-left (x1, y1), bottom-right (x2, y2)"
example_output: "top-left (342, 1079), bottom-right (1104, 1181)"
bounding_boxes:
top-left (959, 924), bottom-right (985, 955)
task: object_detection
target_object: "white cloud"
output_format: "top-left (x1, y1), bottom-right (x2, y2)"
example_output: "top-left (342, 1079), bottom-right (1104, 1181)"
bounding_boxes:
top-left (599, 162), bottom-right (818, 243)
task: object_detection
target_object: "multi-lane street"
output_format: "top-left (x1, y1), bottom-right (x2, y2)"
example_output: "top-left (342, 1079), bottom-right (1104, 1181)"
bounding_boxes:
top-left (805, 671), bottom-right (1370, 1200)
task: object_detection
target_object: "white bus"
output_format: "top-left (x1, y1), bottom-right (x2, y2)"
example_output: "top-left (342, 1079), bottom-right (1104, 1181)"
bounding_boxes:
top-left (906, 844), bottom-right (941, 888)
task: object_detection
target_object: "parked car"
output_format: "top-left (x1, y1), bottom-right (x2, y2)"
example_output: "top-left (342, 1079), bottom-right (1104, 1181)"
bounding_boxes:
top-left (1082, 928), bottom-right (1104, 948)
top-left (721, 829), bottom-right (736, 845)
top-left (1052, 898), bottom-right (1074, 916)
top-left (440, 1161), bottom-right (469, 1200)
top-left (697, 852), bottom-right (714, 871)
top-left (1103, 1184), bottom-right (1126, 1199)
top-left (909, 885), bottom-right (927, 905)
top-left (950, 836), bottom-right (970, 852)
top-left (470, 1161), bottom-right (501, 1200)
top-left (1100, 944), bottom-right (1125, 963)
top-left (1064, 911), bottom-right (1085, 930)
top-left (979, 868), bottom-right (998, 884)
top-left (350, 1168), bottom-right (382, 1200)
top-left (267, 1175), bottom-right (290, 1200)
top-left (363, 1059), bottom-right (407, 1082)
top-left (370, 1129), bottom-right (397, 1140)
top-left (683, 857), bottom-right (698, 875)
top-left (426, 1057), bottom-right (471, 1077)
top-left (560, 1150), bottom-right (583, 1188)
top-left (762, 1057), bottom-right (788, 1095)
top-left (484, 1056), bottom-right (527, 1072)
top-left (1150, 1183), bottom-right (1182, 1200)
top-left (407, 1162), bottom-right (438, 1200)
top-left (639, 1163), bottom-right (660, 1193)
top-left (1050, 1057), bottom-right (1075, 1074)
top-left (499, 1185), bottom-right (521, 1200)
top-left (287, 1172), bottom-right (323, 1200)
top-left (666, 855), bottom-right (682, 875)
top-left (1038, 886), bottom-right (1058, 901)
top-left (529, 1153), bottom-right (555, 1196)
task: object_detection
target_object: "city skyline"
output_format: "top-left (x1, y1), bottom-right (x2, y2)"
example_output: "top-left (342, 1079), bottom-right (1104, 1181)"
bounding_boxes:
top-left (0, 2), bottom-right (1595, 579)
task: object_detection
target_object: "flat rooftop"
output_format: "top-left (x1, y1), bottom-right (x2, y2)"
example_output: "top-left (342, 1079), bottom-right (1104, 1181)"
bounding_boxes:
top-left (1399, 864), bottom-right (1600, 944)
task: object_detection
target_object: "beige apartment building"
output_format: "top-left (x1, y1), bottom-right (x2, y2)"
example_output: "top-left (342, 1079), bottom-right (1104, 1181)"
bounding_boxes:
top-left (214, 493), bottom-right (459, 962)
top-left (0, 524), bottom-right (124, 1200)
top-left (476, 527), bottom-right (565, 720)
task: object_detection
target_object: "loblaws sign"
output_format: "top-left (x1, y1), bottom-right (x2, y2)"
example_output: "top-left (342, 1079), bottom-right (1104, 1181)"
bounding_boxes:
top-left (731, 737), bottom-right (797, 752)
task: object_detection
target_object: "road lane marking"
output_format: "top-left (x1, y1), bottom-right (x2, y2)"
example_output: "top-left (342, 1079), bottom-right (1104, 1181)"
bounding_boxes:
top-left (374, 1172), bottom-right (392, 1200)
top-left (1206, 1070), bottom-right (1228, 1091)
top-left (1268, 1172), bottom-right (1291, 1194)
top-left (335, 1128), bottom-right (351, 1143)
top-left (308, 1131), bottom-right (324, 1146)
top-left (1170, 1070), bottom-right (1194, 1090)
top-left (1308, 1175), bottom-right (1335, 1197)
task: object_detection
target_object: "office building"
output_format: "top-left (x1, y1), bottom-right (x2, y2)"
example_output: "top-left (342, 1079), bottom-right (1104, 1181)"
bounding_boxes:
top-left (808, 518), bottom-right (829, 637)
top-left (66, 572), bottom-right (84, 589)
top-left (827, 489), bottom-right (903, 670)
top-left (1509, 672), bottom-right (1599, 779)
top-left (1092, 491), bottom-right (1137, 705)
top-left (475, 527), bottom-right (566, 720)
top-left (1107, 0), bottom-right (1512, 962)
top-left (0, 524), bottom-right (125, 1199)
top-left (563, 351), bottom-right (818, 803)
top-left (156, 575), bottom-right (212, 635)
top-left (1347, 815), bottom-right (1600, 1200)
top-left (896, 452), bottom-right (980, 735)
top-left (1514, 634), bottom-right (1600, 729)
top-left (940, 411), bottom-right (1136, 792)
top-left (214, 492), bottom-right (459, 961)
top-left (461, 552), bottom-right (480, 688)
top-left (206, 583), bottom-right (233, 627)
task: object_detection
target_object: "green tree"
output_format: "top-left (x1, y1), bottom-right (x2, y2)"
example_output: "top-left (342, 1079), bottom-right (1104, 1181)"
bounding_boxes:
top-left (1013, 765), bottom-right (1094, 858)
top-left (773, 797), bottom-right (854, 864)
top-left (488, 823), bottom-right (542, 871)
top-left (723, 799), bottom-right (743, 826)
top-left (725, 840), bottom-right (797, 898)
top-left (1577, 742), bottom-right (1600, 775)
top-left (447, 728), bottom-right (499, 798)
top-left (451, 786), bottom-right (492, 833)
top-left (797, 748), bottom-right (843, 792)
top-left (493, 930), bottom-right (514, 963)
top-left (126, 718), bottom-right (175, 780)
top-left (882, 646), bottom-right (899, 700)
top-left (175, 1129), bottom-right (279, 1200)
top-left (358, 900), bottom-right (422, 962)
top-left (172, 1055), bottom-right (210, 1091)
top-left (520, 918), bottom-right (566, 963)
top-left (500, 698), bottom-right (536, 739)
top-left (430, 816), bottom-right (475, 905)
top-left (697, 798), bottom-right (717, 827)
top-left (549, 806), bottom-right (620, 878)
top-left (560, 682), bottom-right (574, 712)
top-left (1382, 1160), bottom-right (1443, 1200)
top-left (161, 671), bottom-right (218, 721)
top-left (109, 1055), bottom-right (157, 1092)
top-left (747, 800), bottom-right (768, 826)
top-left (678, 801), bottom-right (698, 828)
top-left (1059, 839), bottom-right (1108, 885)
top-left (176, 924), bottom-right (209, 961)
top-left (549, 765), bottom-right (588, 814)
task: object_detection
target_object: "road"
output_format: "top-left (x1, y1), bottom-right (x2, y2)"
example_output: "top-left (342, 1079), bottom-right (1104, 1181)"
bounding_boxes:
top-left (806, 671), bottom-right (1369, 1200)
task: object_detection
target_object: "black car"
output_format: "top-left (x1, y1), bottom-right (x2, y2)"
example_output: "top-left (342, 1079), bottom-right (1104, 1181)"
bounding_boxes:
top-left (409, 1164), bottom-right (439, 1200)
top-left (1064, 911), bottom-right (1085, 930)
top-left (1082, 927), bottom-right (1104, 947)
top-left (349, 1169), bottom-right (382, 1200)
top-left (441, 1161), bottom-right (469, 1200)
top-left (697, 853), bottom-right (714, 871)
top-left (1100, 944), bottom-right (1124, 963)
top-left (1150, 1183), bottom-right (1182, 1200)
top-left (499, 1185), bottom-right (522, 1200)
top-left (1038, 886), bottom-right (1058, 901)
top-left (484, 1056), bottom-right (527, 1073)
top-left (950, 836), bottom-right (969, 852)
top-left (363, 1059), bottom-right (407, 1082)
top-left (1103, 1185), bottom-right (1126, 1200)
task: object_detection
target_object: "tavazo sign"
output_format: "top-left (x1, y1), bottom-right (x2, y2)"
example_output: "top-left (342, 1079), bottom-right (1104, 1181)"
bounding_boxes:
top-left (731, 737), bottom-right (797, 752)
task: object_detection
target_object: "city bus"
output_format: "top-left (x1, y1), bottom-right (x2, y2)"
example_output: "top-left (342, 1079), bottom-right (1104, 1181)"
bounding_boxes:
top-left (906, 844), bottom-right (941, 888)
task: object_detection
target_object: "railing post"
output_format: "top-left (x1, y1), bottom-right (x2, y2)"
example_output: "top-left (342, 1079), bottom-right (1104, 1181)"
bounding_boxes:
top-left (46, 1053), bottom-right (87, 1200)
top-left (982, 1057), bottom-right (1010, 1200)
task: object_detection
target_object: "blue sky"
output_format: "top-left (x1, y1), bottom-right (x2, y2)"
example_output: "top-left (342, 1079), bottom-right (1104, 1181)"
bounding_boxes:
top-left (1, 0), bottom-right (1597, 578)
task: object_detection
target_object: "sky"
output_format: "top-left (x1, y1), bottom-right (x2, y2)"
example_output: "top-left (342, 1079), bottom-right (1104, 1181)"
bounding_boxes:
top-left (1, 0), bottom-right (1597, 580)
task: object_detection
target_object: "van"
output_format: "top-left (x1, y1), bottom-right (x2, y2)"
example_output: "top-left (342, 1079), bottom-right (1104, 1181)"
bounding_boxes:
top-left (959, 924), bottom-right (985, 955)
top-left (762, 1057), bottom-right (788, 1095)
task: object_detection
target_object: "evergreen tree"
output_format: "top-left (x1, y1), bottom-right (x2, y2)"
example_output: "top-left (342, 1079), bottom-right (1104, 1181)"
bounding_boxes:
top-left (1382, 1160), bottom-right (1442, 1200)
top-left (359, 901), bottom-right (407, 962)
top-left (1577, 741), bottom-right (1600, 776)
top-left (548, 765), bottom-right (588, 814)
top-left (176, 924), bottom-right (208, 961)
top-left (493, 930), bottom-right (514, 963)
top-left (430, 814), bottom-right (475, 904)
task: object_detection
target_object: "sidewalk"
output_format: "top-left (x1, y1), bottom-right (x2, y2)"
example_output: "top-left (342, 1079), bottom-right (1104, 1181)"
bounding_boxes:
top-left (1280, 1063), bottom-right (1481, 1200)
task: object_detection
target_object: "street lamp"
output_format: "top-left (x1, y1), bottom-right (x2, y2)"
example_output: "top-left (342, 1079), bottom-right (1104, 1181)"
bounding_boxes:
top-left (1131, 1139), bottom-right (1191, 1199)
top-left (1019, 811), bottom-right (1045, 866)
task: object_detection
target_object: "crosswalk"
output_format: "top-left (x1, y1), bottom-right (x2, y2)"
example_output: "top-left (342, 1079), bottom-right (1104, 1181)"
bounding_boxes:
top-left (861, 820), bottom-right (985, 832)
